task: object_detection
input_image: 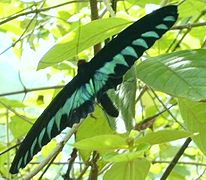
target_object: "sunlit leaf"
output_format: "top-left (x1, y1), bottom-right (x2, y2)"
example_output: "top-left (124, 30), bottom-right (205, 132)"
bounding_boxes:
top-left (103, 146), bottom-right (149, 162)
top-left (179, 98), bottom-right (206, 155)
top-left (74, 134), bottom-right (128, 151)
top-left (103, 158), bottom-right (150, 180)
top-left (136, 49), bottom-right (206, 101)
top-left (76, 106), bottom-right (114, 160)
top-left (135, 130), bottom-right (192, 145)
top-left (0, 97), bottom-right (25, 108)
top-left (38, 17), bottom-right (130, 69)
top-left (10, 116), bottom-right (32, 139)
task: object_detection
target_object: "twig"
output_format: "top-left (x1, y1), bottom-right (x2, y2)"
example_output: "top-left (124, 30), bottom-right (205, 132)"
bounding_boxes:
top-left (76, 161), bottom-right (91, 180)
top-left (23, 123), bottom-right (82, 180)
top-left (152, 160), bottom-right (206, 167)
top-left (0, 10), bottom-right (38, 55)
top-left (38, 150), bottom-right (60, 180)
top-left (149, 88), bottom-right (184, 128)
top-left (89, 0), bottom-right (101, 54)
top-left (0, 85), bottom-right (64, 97)
top-left (172, 9), bottom-right (206, 52)
top-left (195, 168), bottom-right (206, 180)
top-left (88, 151), bottom-right (99, 180)
top-left (103, 0), bottom-right (115, 17)
top-left (135, 103), bottom-right (176, 131)
top-left (0, 143), bottom-right (21, 156)
top-left (172, 22), bottom-right (206, 30)
top-left (0, 101), bottom-right (33, 124)
top-left (64, 148), bottom-right (77, 179)
top-left (160, 137), bottom-right (192, 180)
top-left (0, 1), bottom-right (88, 26)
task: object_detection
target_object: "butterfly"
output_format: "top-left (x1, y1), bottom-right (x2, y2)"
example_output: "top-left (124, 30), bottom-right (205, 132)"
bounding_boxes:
top-left (10, 5), bottom-right (178, 174)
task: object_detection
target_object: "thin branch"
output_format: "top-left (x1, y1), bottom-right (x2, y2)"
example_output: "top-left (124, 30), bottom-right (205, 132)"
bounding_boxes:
top-left (172, 9), bottom-right (206, 52)
top-left (0, 101), bottom-right (33, 124)
top-left (103, 0), bottom-right (115, 17)
top-left (172, 22), bottom-right (206, 30)
top-left (0, 1), bottom-right (88, 26)
top-left (152, 160), bottom-right (206, 167)
top-left (149, 88), bottom-right (184, 128)
top-left (38, 150), bottom-right (60, 180)
top-left (89, 0), bottom-right (101, 55)
top-left (0, 85), bottom-right (64, 97)
top-left (135, 103), bottom-right (176, 131)
top-left (76, 161), bottom-right (91, 180)
top-left (88, 151), bottom-right (99, 180)
top-left (23, 123), bottom-right (82, 180)
top-left (160, 137), bottom-right (192, 180)
top-left (136, 85), bottom-right (148, 103)
top-left (6, 109), bottom-right (10, 178)
top-left (0, 11), bottom-right (38, 55)
top-left (195, 168), bottom-right (206, 180)
top-left (0, 143), bottom-right (21, 156)
top-left (63, 148), bottom-right (77, 179)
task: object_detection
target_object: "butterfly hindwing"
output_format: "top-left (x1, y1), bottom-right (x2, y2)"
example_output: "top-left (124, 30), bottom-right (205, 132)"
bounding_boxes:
top-left (10, 76), bottom-right (95, 174)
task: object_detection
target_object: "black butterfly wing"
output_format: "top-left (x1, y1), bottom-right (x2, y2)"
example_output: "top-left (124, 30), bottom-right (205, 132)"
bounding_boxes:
top-left (88, 5), bottom-right (178, 93)
top-left (10, 5), bottom-right (178, 174)
top-left (10, 75), bottom-right (95, 174)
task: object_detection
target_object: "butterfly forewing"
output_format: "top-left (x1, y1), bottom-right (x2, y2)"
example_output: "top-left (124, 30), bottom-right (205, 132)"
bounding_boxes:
top-left (88, 5), bottom-right (178, 92)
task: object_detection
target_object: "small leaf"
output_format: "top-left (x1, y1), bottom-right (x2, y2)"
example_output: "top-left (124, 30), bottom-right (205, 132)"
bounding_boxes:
top-left (135, 130), bottom-right (192, 145)
top-left (10, 116), bottom-right (32, 139)
top-left (116, 67), bottom-right (137, 131)
top-left (73, 134), bottom-right (128, 151)
top-left (136, 49), bottom-right (206, 101)
top-left (38, 17), bottom-right (130, 69)
top-left (76, 106), bottom-right (114, 160)
top-left (103, 146), bottom-right (149, 162)
top-left (0, 97), bottom-right (26, 108)
top-left (179, 98), bottom-right (206, 155)
top-left (103, 158), bottom-right (150, 180)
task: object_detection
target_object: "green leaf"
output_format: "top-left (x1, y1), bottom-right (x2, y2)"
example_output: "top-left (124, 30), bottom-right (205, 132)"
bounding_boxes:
top-left (0, 97), bottom-right (26, 108)
top-left (0, 152), bottom-right (8, 177)
top-left (103, 146), bottom-right (149, 162)
top-left (169, 165), bottom-right (190, 180)
top-left (38, 17), bottom-right (130, 69)
top-left (76, 106), bottom-right (114, 160)
top-left (77, 106), bottom-right (114, 141)
top-left (116, 66), bottom-right (137, 131)
top-left (103, 158), bottom-right (150, 180)
top-left (74, 134), bottom-right (128, 151)
top-left (10, 116), bottom-right (32, 139)
top-left (136, 49), bottom-right (206, 101)
top-left (135, 130), bottom-right (192, 145)
top-left (179, 98), bottom-right (206, 155)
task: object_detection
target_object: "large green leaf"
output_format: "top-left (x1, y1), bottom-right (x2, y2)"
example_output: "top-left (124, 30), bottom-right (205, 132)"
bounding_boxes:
top-left (179, 98), bottom-right (206, 155)
top-left (38, 17), bottom-right (130, 69)
top-left (135, 130), bottom-right (192, 145)
top-left (76, 106), bottom-right (114, 160)
top-left (103, 158), bottom-right (150, 180)
top-left (136, 49), bottom-right (206, 101)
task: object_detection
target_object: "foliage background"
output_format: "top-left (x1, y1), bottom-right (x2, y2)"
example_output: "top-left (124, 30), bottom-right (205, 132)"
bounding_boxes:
top-left (1, 0), bottom-right (206, 179)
